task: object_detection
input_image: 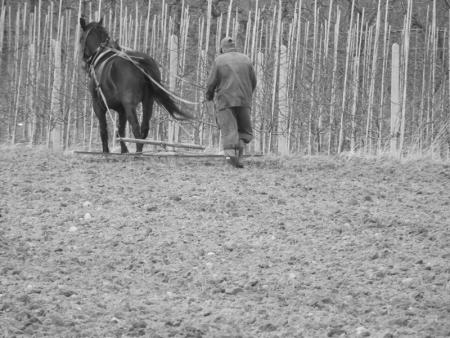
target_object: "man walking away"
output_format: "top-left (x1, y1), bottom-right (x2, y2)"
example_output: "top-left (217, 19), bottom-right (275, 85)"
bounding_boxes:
top-left (205, 36), bottom-right (257, 168)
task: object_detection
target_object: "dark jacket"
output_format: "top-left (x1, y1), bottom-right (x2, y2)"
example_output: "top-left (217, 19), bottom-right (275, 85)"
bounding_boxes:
top-left (205, 52), bottom-right (257, 110)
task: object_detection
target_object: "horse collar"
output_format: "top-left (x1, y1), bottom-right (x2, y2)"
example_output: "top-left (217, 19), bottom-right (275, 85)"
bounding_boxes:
top-left (88, 49), bottom-right (117, 92)
top-left (85, 41), bottom-right (109, 65)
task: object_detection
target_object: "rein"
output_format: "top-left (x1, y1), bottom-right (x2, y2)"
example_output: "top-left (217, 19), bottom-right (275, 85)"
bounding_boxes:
top-left (82, 24), bottom-right (205, 128)
top-left (88, 55), bottom-right (117, 135)
top-left (114, 51), bottom-right (201, 106)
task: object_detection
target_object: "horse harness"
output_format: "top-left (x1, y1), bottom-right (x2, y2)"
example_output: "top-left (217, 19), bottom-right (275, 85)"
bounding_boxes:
top-left (81, 23), bottom-right (200, 113)
top-left (88, 49), bottom-right (117, 93)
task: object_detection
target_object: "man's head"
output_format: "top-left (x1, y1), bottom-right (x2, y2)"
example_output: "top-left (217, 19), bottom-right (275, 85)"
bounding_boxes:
top-left (220, 36), bottom-right (236, 53)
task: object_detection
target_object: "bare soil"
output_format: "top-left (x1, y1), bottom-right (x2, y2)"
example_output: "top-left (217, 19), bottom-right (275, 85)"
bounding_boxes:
top-left (0, 146), bottom-right (449, 337)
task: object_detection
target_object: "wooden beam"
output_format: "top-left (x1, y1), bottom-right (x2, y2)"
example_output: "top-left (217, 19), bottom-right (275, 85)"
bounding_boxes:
top-left (73, 151), bottom-right (263, 158)
top-left (117, 137), bottom-right (206, 150)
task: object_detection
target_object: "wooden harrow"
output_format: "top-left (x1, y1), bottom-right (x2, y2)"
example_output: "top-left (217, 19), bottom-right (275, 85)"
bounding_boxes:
top-left (74, 137), bottom-right (263, 158)
top-left (117, 137), bottom-right (206, 150)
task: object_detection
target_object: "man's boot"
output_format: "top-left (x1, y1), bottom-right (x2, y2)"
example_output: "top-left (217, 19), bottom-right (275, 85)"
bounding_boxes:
top-left (238, 139), bottom-right (245, 157)
top-left (225, 148), bottom-right (243, 168)
top-left (236, 140), bottom-right (246, 168)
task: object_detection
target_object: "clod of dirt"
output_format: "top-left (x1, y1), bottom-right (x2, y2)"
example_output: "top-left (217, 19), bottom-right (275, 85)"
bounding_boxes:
top-left (327, 328), bottom-right (347, 337)
top-left (130, 320), bottom-right (147, 329)
top-left (59, 289), bottom-right (76, 297)
top-left (388, 317), bottom-right (409, 327)
top-left (401, 277), bottom-right (415, 287)
top-left (277, 198), bottom-right (287, 205)
top-left (165, 319), bottom-right (182, 327)
top-left (183, 326), bottom-right (205, 338)
top-left (370, 252), bottom-right (380, 260)
top-left (166, 291), bottom-right (176, 298)
top-left (348, 198), bottom-right (359, 206)
top-left (364, 195), bottom-right (373, 202)
top-left (223, 241), bottom-right (236, 251)
top-left (225, 287), bottom-right (243, 295)
top-left (259, 322), bottom-right (277, 332)
top-left (355, 326), bottom-right (371, 337)
top-left (146, 206), bottom-right (158, 212)
top-left (49, 313), bottom-right (73, 327)
top-left (246, 280), bottom-right (259, 288)
top-left (128, 320), bottom-right (147, 337)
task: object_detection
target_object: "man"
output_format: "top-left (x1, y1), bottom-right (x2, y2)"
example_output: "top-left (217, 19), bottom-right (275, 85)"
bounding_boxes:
top-left (205, 36), bottom-right (257, 168)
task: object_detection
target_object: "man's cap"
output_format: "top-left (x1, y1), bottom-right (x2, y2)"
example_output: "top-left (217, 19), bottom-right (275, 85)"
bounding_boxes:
top-left (220, 36), bottom-right (236, 52)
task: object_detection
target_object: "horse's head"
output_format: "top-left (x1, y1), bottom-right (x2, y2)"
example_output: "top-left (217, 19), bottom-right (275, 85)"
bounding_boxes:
top-left (79, 17), bottom-right (110, 63)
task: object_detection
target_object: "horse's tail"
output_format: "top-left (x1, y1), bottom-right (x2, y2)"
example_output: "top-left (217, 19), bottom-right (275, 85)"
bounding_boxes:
top-left (140, 57), bottom-right (194, 120)
top-left (152, 81), bottom-right (194, 120)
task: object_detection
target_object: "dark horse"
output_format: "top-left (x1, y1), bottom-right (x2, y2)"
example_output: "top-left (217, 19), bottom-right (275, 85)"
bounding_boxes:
top-left (79, 17), bottom-right (192, 153)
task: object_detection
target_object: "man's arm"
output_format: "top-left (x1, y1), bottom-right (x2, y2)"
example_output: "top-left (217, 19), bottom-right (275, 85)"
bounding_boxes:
top-left (205, 62), bottom-right (218, 101)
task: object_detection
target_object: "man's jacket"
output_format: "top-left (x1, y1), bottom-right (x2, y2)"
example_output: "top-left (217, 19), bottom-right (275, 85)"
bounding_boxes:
top-left (205, 52), bottom-right (257, 110)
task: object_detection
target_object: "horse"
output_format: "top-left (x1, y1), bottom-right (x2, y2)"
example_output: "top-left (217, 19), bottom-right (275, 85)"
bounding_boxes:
top-left (79, 17), bottom-right (193, 153)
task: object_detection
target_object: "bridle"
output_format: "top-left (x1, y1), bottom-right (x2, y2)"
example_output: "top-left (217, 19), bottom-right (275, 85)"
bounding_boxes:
top-left (81, 24), bottom-right (110, 66)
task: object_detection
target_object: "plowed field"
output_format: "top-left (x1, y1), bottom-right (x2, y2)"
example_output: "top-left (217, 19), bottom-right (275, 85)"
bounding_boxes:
top-left (1, 147), bottom-right (449, 337)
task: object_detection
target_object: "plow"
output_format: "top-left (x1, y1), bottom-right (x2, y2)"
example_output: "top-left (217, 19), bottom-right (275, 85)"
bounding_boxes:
top-left (74, 137), bottom-right (263, 159)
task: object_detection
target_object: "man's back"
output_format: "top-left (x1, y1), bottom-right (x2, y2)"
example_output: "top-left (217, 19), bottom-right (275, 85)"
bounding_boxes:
top-left (206, 51), bottom-right (256, 110)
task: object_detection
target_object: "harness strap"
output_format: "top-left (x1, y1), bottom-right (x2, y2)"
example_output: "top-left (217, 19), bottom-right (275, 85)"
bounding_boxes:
top-left (82, 25), bottom-right (202, 107)
top-left (115, 51), bottom-right (202, 106)
top-left (89, 64), bottom-right (117, 134)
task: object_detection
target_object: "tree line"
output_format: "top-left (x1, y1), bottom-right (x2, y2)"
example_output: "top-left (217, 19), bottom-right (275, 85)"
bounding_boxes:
top-left (0, 0), bottom-right (449, 158)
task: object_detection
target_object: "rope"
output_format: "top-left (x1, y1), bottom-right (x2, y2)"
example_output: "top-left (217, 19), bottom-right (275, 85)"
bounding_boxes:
top-left (115, 50), bottom-right (203, 106)
top-left (119, 45), bottom-right (207, 90)
top-left (158, 63), bottom-right (206, 90)
top-left (89, 64), bottom-right (118, 133)
top-left (86, 47), bottom-right (217, 140)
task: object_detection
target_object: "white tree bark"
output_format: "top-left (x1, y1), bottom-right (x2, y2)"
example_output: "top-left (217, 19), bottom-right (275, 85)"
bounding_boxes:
top-left (49, 39), bottom-right (62, 150)
top-left (390, 43), bottom-right (401, 155)
top-left (277, 45), bottom-right (289, 155)
top-left (168, 34), bottom-right (179, 145)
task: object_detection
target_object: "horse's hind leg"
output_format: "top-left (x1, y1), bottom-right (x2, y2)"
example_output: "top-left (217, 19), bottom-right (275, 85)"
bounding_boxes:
top-left (93, 102), bottom-right (109, 153)
top-left (124, 104), bottom-right (143, 153)
top-left (116, 108), bottom-right (129, 153)
top-left (141, 95), bottom-right (154, 140)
